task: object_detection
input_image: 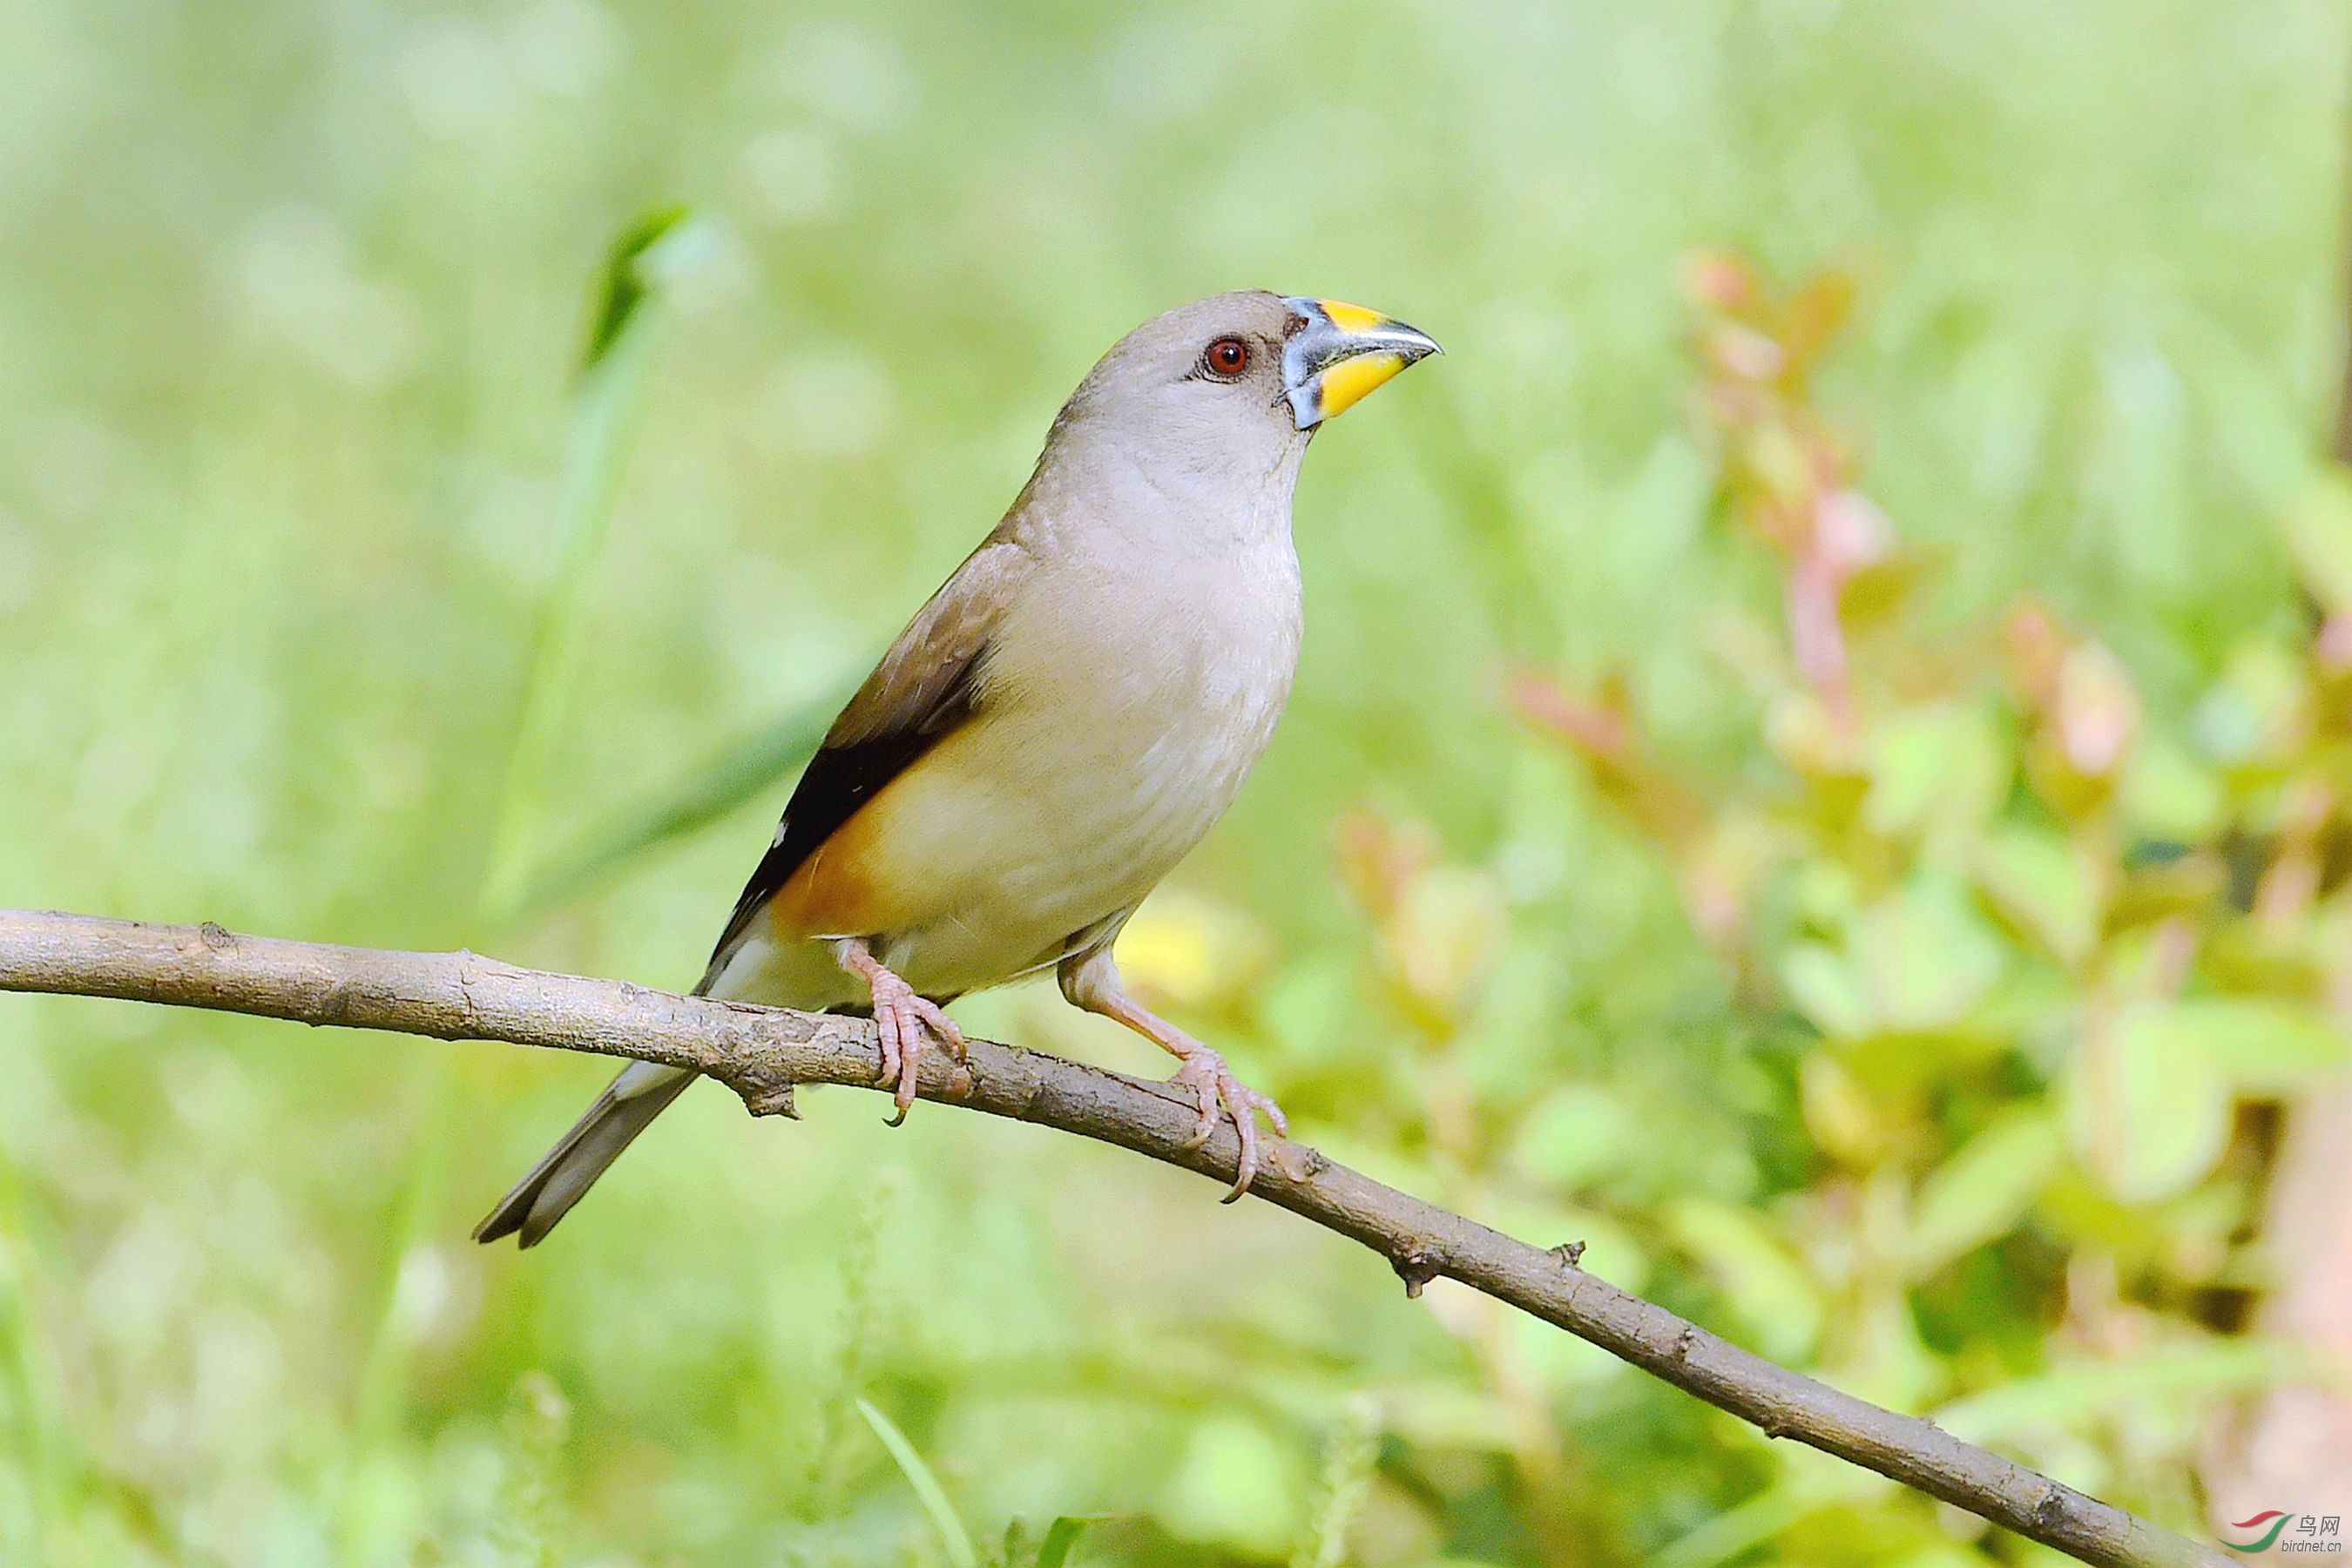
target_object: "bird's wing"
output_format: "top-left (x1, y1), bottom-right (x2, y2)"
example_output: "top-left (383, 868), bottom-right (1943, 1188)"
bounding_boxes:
top-left (696, 536), bottom-right (1032, 988)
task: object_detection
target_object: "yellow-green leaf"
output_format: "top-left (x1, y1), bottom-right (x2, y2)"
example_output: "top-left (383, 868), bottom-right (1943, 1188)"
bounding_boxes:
top-left (1898, 1110), bottom-right (2064, 1278)
top-left (1666, 1200), bottom-right (1823, 1362)
top-left (2066, 1004), bottom-right (2232, 1202)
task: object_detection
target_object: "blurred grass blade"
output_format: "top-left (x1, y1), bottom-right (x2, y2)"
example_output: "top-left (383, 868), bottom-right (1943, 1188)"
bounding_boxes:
top-left (856, 1397), bottom-right (978, 1568)
top-left (0, 1156), bottom-right (78, 1555)
top-left (480, 206), bottom-right (706, 923)
top-left (1035, 1516), bottom-right (1095, 1568)
top-left (581, 206), bottom-right (693, 375)
top-left (333, 1051), bottom-right (459, 1559)
top-left (512, 682), bottom-right (852, 917)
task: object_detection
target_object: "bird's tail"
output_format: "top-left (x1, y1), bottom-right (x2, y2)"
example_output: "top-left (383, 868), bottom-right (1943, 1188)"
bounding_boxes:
top-left (472, 1058), bottom-right (695, 1247)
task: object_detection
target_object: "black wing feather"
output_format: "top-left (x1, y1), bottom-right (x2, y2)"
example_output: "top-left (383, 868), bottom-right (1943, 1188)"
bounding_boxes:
top-left (693, 536), bottom-right (1026, 992)
top-left (697, 666), bottom-right (983, 984)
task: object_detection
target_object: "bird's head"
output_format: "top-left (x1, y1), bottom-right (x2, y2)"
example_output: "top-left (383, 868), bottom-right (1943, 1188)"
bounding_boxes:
top-left (1044, 290), bottom-right (1439, 510)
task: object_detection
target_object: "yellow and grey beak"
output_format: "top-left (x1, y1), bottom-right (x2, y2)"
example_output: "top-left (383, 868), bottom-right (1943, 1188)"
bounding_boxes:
top-left (1281, 297), bottom-right (1441, 429)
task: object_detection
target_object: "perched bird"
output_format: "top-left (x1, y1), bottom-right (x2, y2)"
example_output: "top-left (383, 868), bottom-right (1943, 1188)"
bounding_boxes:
top-left (476, 292), bottom-right (1438, 1247)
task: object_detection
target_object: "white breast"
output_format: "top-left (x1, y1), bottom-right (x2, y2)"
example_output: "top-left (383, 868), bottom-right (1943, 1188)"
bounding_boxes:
top-left (872, 526), bottom-right (1303, 997)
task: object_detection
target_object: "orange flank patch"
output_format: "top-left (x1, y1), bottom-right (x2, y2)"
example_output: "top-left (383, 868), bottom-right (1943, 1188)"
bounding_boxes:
top-left (765, 810), bottom-right (896, 939)
top-left (762, 733), bottom-right (972, 940)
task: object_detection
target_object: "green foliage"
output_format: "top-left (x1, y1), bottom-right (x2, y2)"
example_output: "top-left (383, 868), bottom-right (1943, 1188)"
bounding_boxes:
top-left (1033, 1516), bottom-right (1095, 1568)
top-left (862, 1365), bottom-right (1100, 1568)
top-left (509, 682), bottom-right (847, 917)
top-left (480, 206), bottom-right (716, 922)
top-left (859, 1398), bottom-right (982, 1568)
top-left (580, 207), bottom-right (696, 378)
top-left (0, 2), bottom-right (2346, 1565)
top-left (1512, 254), bottom-right (2352, 1558)
top-left (491, 1373), bottom-right (573, 1568)
top-left (1292, 1396), bottom-right (1381, 1568)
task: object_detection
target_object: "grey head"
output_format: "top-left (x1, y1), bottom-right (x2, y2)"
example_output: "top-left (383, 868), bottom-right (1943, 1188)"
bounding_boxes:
top-left (1037, 290), bottom-right (1441, 514)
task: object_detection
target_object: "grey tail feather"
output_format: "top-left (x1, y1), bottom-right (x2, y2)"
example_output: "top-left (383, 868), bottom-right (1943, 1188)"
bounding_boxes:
top-left (473, 1068), bottom-right (695, 1247)
top-left (476, 950), bottom-right (745, 1250)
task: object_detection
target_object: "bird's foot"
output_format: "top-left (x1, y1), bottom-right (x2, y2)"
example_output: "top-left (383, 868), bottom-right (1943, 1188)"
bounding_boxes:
top-left (1055, 949), bottom-right (1286, 1202)
top-left (841, 944), bottom-right (964, 1125)
top-left (1165, 1046), bottom-right (1288, 1202)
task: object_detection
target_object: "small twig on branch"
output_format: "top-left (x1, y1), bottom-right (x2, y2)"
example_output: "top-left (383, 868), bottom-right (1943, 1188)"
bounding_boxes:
top-left (0, 909), bottom-right (2225, 1568)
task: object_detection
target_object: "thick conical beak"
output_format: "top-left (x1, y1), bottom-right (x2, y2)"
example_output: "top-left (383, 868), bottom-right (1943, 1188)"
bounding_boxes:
top-left (1281, 297), bottom-right (1441, 429)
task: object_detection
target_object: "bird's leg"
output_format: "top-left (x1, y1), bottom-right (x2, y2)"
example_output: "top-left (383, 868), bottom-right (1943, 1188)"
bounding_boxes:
top-left (1058, 948), bottom-right (1287, 1201)
top-left (834, 937), bottom-right (965, 1126)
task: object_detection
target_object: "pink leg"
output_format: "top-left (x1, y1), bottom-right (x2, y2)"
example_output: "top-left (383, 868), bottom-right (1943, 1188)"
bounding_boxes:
top-left (835, 938), bottom-right (965, 1125)
top-left (1059, 948), bottom-right (1287, 1201)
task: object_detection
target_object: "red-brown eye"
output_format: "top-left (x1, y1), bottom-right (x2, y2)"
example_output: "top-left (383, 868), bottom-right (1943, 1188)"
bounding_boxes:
top-left (1204, 336), bottom-right (1251, 376)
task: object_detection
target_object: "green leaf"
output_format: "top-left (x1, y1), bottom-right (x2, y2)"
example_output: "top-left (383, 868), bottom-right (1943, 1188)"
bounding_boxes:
top-left (1375, 1381), bottom-right (1520, 1452)
top-left (1787, 874), bottom-right (2009, 1040)
top-left (1862, 873), bottom-right (2005, 1031)
top-left (2063, 997), bottom-right (2347, 1207)
top-left (580, 205), bottom-right (693, 375)
top-left (1781, 942), bottom-right (1870, 1038)
top-left (1863, 703), bottom-right (2002, 844)
top-left (1035, 1517), bottom-right (1094, 1568)
top-left (1665, 1200), bottom-right (1822, 1362)
top-left (2066, 1002), bottom-right (2233, 1202)
top-left (1935, 1339), bottom-right (2308, 1444)
top-left (857, 1398), bottom-right (979, 1568)
top-left (2164, 997), bottom-right (2349, 1094)
top-left (478, 205), bottom-right (710, 922)
top-left (1974, 828), bottom-right (2099, 965)
top-left (1506, 1084), bottom-right (1635, 1189)
top-left (2279, 466), bottom-right (2352, 616)
top-left (1897, 1109), bottom-right (2063, 1279)
top-left (1800, 1050), bottom-right (1892, 1165)
top-left (2191, 641), bottom-right (2308, 766)
top-left (2116, 734), bottom-right (2226, 843)
top-left (1890, 1549), bottom-right (2005, 1568)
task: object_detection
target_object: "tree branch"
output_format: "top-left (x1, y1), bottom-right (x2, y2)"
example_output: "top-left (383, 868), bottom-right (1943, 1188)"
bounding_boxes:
top-left (0, 909), bottom-right (2225, 1568)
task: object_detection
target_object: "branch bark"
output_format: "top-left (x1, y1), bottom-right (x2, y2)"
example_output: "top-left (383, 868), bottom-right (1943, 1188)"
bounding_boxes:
top-left (0, 908), bottom-right (2226, 1568)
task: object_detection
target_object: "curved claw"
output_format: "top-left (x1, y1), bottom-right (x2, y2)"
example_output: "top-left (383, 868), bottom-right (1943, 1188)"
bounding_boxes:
top-left (1177, 1081), bottom-right (1219, 1152)
top-left (871, 981), bottom-right (962, 1127)
top-left (1167, 1048), bottom-right (1286, 1201)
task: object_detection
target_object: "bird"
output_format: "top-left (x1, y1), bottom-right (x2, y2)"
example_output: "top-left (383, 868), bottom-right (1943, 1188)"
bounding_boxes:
top-left (475, 291), bottom-right (1439, 1247)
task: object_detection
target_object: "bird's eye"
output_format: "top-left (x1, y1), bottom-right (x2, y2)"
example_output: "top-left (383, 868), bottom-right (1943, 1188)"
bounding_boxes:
top-left (1203, 336), bottom-right (1251, 377)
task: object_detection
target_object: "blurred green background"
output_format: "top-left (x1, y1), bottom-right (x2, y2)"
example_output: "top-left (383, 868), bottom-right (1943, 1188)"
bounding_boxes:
top-left (4, 1), bottom-right (2351, 1563)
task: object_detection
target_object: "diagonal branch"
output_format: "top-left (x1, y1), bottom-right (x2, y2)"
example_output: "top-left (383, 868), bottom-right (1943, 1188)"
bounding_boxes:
top-left (0, 908), bottom-right (2225, 1568)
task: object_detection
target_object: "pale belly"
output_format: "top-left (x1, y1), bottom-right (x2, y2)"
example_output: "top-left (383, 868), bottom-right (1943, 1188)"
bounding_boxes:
top-left (712, 546), bottom-right (1301, 1009)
